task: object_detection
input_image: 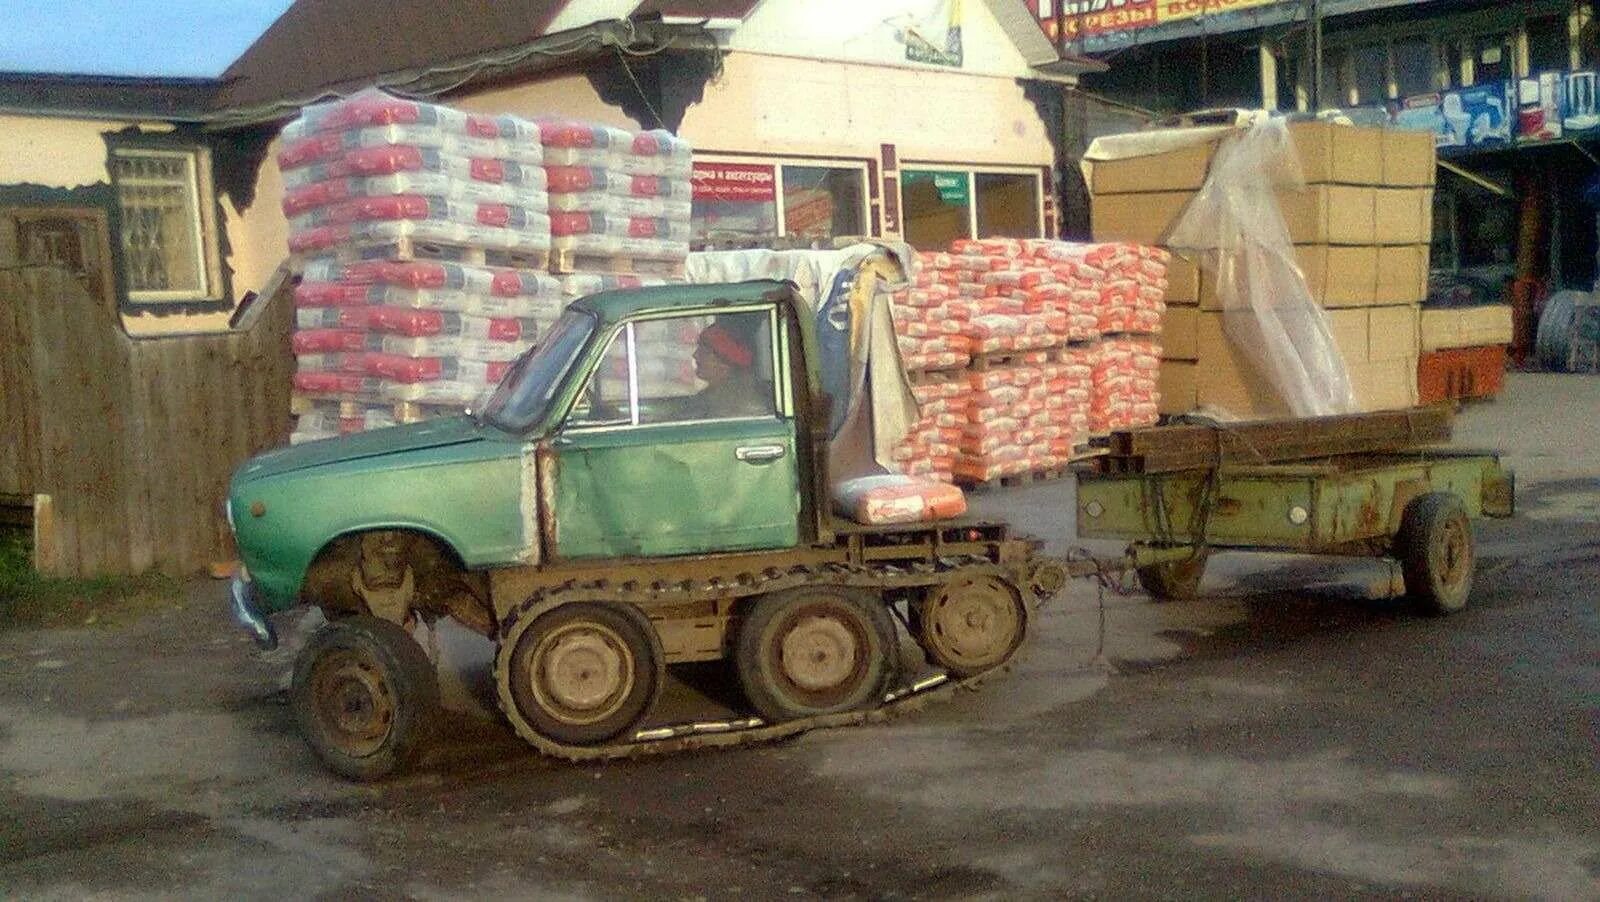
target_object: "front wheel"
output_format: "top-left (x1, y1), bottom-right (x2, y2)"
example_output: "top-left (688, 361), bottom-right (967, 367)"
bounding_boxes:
top-left (1396, 493), bottom-right (1475, 615)
top-left (735, 587), bottom-right (896, 723)
top-left (291, 615), bottom-right (438, 781)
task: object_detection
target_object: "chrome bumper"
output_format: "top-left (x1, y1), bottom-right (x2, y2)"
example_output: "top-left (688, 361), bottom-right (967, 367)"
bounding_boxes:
top-left (230, 573), bottom-right (277, 651)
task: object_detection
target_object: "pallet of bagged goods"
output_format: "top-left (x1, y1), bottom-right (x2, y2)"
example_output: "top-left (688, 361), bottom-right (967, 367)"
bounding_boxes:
top-left (1087, 116), bottom-right (1436, 420)
top-left (279, 89), bottom-right (692, 443)
top-left (889, 237), bottom-right (1166, 488)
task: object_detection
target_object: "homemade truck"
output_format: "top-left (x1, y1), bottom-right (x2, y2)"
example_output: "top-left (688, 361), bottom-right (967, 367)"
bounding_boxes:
top-left (227, 279), bottom-right (1514, 780)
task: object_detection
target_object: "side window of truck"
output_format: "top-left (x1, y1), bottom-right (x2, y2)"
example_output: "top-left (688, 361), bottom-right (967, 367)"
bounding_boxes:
top-left (564, 309), bottom-right (780, 430)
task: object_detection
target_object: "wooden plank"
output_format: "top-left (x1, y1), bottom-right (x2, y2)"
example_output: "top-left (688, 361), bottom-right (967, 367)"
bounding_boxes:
top-left (122, 344), bottom-right (157, 575)
top-left (1104, 407), bottom-right (1454, 475)
top-left (77, 268), bottom-right (126, 574)
top-left (28, 270), bottom-right (83, 577)
top-left (32, 493), bottom-right (60, 575)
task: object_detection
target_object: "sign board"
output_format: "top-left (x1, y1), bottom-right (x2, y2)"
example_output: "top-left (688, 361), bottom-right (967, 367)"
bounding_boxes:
top-left (902, 170), bottom-right (969, 206)
top-left (691, 162), bottom-right (776, 203)
top-left (1030, 0), bottom-right (1284, 41)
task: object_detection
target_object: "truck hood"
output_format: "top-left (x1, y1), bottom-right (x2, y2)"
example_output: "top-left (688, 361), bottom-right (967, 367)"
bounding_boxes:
top-left (236, 416), bottom-right (490, 483)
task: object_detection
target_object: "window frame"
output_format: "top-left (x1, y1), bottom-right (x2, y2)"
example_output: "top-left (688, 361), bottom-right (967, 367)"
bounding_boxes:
top-left (557, 304), bottom-right (789, 436)
top-left (690, 153), bottom-right (873, 244)
top-left (108, 144), bottom-right (220, 303)
top-left (898, 163), bottom-right (1046, 246)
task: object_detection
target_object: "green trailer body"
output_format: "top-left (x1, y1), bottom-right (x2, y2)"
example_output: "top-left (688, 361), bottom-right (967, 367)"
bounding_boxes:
top-left (1076, 450), bottom-right (1514, 554)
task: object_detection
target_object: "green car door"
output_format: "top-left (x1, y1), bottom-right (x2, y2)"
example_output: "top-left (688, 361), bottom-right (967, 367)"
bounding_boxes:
top-left (548, 306), bottom-right (802, 559)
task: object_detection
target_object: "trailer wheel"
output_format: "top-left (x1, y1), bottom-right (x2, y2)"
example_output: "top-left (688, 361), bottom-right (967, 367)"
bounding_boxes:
top-left (292, 615), bottom-right (438, 782)
top-left (914, 574), bottom-right (1027, 677)
top-left (1396, 492), bottom-right (1475, 615)
top-left (499, 602), bottom-right (662, 746)
top-left (1136, 549), bottom-right (1210, 601)
top-left (736, 587), bottom-right (895, 722)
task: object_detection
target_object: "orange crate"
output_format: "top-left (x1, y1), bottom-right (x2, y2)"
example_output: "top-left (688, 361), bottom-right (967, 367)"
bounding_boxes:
top-left (1418, 345), bottom-right (1506, 404)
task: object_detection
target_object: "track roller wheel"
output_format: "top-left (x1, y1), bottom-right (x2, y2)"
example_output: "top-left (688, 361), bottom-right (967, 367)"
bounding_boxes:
top-left (497, 602), bottom-right (663, 746)
top-left (291, 615), bottom-right (438, 782)
top-left (1395, 492), bottom-right (1475, 615)
top-left (913, 574), bottom-right (1028, 677)
top-left (1136, 548), bottom-right (1210, 601)
top-left (735, 586), bottom-right (895, 723)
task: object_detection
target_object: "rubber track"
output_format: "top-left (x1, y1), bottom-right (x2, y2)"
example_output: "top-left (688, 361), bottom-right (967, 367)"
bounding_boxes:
top-left (492, 557), bottom-right (1033, 763)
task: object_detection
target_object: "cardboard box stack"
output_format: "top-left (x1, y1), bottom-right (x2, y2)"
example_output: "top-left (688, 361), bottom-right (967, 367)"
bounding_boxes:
top-left (1090, 120), bottom-right (1436, 419)
top-left (1416, 302), bottom-right (1514, 403)
top-left (280, 91), bottom-right (694, 443)
top-left (890, 238), bottom-right (1166, 484)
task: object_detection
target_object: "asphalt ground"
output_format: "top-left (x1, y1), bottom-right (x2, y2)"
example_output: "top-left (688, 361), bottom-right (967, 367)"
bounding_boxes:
top-left (1, 373), bottom-right (1596, 899)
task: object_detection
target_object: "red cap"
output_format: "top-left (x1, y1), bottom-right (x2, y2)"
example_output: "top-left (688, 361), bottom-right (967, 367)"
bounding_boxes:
top-left (700, 324), bottom-right (753, 368)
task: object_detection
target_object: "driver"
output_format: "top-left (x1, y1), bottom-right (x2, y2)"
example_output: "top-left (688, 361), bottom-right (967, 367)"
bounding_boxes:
top-left (689, 322), bottom-right (767, 418)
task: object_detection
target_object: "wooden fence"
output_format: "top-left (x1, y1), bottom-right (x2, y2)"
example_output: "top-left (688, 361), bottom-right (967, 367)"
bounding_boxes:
top-left (0, 265), bottom-right (293, 577)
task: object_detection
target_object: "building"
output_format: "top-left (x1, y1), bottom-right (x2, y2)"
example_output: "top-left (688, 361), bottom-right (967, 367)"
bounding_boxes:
top-left (1041, 0), bottom-right (1600, 307)
top-left (0, 0), bottom-right (1102, 338)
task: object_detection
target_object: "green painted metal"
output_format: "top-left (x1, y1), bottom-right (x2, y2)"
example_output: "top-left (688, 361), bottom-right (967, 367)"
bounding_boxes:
top-left (227, 281), bottom-right (815, 614)
top-left (1077, 452), bottom-right (1509, 553)
top-left (229, 422), bottom-right (527, 611)
top-left (551, 418), bottom-right (801, 559)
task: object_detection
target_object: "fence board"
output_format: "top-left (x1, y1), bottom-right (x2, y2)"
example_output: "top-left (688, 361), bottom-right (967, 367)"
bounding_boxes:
top-left (0, 262), bottom-right (293, 577)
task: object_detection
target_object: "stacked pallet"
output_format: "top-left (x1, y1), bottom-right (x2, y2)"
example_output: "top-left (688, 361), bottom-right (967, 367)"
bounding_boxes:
top-left (280, 91), bottom-right (695, 442)
top-left (1089, 119), bottom-right (1437, 419)
top-left (890, 237), bottom-right (1166, 486)
top-left (281, 91), bottom-right (557, 442)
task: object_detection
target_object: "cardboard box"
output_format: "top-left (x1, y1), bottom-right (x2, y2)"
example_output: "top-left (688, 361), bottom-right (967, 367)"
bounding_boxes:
top-left (1162, 304), bottom-right (1199, 360)
top-left (1198, 245), bottom-right (1377, 309)
top-left (1367, 305), bottom-right (1421, 361)
top-left (1419, 304), bottom-right (1514, 351)
top-left (1277, 185), bottom-right (1375, 245)
top-left (1197, 309), bottom-right (1365, 366)
top-left (1289, 120), bottom-right (1385, 186)
top-left (1327, 308), bottom-right (1370, 363)
top-left (1158, 361), bottom-right (1198, 414)
top-left (1090, 191), bottom-right (1193, 244)
top-left (1088, 139), bottom-right (1221, 195)
top-left (1373, 188), bottom-right (1433, 245)
top-left (1382, 129), bottom-right (1437, 186)
top-left (1350, 357), bottom-right (1419, 411)
top-left (1164, 251), bottom-right (1200, 303)
top-left (1374, 245), bottom-right (1430, 304)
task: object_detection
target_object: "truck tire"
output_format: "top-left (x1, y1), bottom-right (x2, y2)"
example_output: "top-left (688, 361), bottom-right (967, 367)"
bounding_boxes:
top-left (500, 602), bottom-right (663, 746)
top-left (1136, 549), bottom-right (1210, 601)
top-left (291, 615), bottom-right (438, 782)
top-left (735, 586), bottom-right (895, 723)
top-left (914, 574), bottom-right (1028, 677)
top-left (1396, 492), bottom-right (1475, 615)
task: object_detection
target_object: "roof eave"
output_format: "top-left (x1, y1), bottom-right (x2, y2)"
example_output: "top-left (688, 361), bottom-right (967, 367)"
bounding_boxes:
top-left (208, 19), bottom-right (716, 130)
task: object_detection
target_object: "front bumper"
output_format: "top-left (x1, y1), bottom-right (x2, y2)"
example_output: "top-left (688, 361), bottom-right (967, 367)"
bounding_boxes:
top-left (230, 571), bottom-right (278, 651)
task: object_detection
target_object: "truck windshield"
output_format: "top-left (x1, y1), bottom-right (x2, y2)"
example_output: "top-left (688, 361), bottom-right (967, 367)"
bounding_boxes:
top-left (479, 308), bottom-right (597, 433)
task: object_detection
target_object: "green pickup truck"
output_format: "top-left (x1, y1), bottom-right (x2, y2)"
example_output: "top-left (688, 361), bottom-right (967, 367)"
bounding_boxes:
top-left (229, 280), bottom-right (1058, 779)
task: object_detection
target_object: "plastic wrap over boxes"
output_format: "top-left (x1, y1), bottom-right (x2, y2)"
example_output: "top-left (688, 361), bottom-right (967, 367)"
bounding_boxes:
top-left (280, 90), bottom-right (690, 443)
top-left (889, 237), bottom-right (1165, 486)
top-left (1089, 119), bottom-right (1437, 419)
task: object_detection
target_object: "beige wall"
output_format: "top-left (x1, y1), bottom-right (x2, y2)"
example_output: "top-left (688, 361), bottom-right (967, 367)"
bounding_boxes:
top-left (0, 114), bottom-right (173, 188)
top-left (453, 71), bottom-right (641, 128)
top-left (682, 52), bottom-right (1052, 167)
top-left (222, 138), bottom-right (291, 309)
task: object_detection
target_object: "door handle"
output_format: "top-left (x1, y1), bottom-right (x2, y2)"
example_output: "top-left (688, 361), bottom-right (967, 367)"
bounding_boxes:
top-left (735, 444), bottom-right (787, 463)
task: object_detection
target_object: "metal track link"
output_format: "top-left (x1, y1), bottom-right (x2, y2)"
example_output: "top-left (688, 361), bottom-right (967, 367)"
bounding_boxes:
top-left (491, 557), bottom-right (1025, 763)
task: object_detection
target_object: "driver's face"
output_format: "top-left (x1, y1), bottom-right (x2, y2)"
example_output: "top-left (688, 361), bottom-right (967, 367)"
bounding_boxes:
top-left (694, 341), bottom-right (730, 384)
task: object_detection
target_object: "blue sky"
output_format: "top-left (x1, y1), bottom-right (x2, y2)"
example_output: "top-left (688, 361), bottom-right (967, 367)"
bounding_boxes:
top-left (0, 0), bottom-right (293, 77)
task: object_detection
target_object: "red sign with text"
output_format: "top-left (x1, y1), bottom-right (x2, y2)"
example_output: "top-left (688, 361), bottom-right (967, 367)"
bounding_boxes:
top-left (692, 162), bottom-right (777, 203)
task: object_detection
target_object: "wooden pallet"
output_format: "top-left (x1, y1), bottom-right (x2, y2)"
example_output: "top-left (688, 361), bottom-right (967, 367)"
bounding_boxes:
top-left (906, 364), bottom-right (970, 384)
top-left (296, 238), bottom-right (551, 271)
top-left (1092, 406), bottom-right (1454, 475)
top-left (550, 248), bottom-right (687, 277)
top-left (290, 394), bottom-right (464, 424)
top-left (968, 350), bottom-right (1053, 371)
